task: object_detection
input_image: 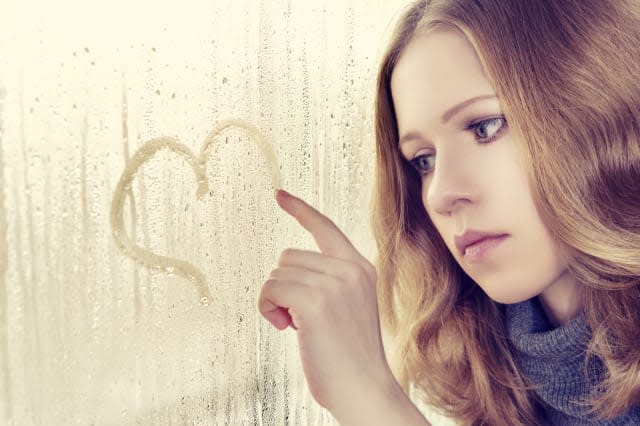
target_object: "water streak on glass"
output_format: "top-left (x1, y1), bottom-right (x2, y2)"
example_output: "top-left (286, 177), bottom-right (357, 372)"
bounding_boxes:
top-left (0, 83), bottom-right (13, 421)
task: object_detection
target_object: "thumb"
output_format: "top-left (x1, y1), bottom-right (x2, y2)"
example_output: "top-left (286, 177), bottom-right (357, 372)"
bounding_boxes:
top-left (260, 300), bottom-right (296, 330)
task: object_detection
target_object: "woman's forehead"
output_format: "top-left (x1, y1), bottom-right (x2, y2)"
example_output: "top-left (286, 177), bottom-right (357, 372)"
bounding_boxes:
top-left (390, 31), bottom-right (496, 130)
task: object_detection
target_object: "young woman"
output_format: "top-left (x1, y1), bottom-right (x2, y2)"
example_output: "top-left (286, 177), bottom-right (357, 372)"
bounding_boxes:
top-left (259, 0), bottom-right (640, 424)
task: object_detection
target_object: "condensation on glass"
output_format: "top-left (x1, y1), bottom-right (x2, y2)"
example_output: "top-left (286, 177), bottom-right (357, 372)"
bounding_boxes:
top-left (0, 0), bottom-right (454, 425)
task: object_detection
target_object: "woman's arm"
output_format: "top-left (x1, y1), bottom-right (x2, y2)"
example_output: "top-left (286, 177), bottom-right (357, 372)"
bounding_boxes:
top-left (331, 376), bottom-right (432, 426)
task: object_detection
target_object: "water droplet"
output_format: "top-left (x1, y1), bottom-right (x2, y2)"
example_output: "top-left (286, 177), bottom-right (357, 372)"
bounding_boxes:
top-left (200, 296), bottom-right (210, 306)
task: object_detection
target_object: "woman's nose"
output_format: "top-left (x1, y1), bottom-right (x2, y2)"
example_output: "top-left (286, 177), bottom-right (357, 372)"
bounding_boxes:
top-left (425, 151), bottom-right (475, 216)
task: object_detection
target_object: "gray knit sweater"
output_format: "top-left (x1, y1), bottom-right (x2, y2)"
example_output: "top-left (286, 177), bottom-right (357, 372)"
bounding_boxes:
top-left (505, 297), bottom-right (640, 425)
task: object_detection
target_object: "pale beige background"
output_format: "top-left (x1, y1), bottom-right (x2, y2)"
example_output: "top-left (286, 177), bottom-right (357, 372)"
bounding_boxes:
top-left (0, 0), bottom-right (455, 424)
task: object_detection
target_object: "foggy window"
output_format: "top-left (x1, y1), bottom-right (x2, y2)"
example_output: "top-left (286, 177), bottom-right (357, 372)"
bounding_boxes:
top-left (0, 1), bottom-right (431, 424)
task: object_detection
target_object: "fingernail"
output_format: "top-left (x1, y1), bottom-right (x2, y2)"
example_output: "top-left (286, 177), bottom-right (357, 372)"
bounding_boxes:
top-left (275, 190), bottom-right (296, 212)
top-left (275, 189), bottom-right (290, 199)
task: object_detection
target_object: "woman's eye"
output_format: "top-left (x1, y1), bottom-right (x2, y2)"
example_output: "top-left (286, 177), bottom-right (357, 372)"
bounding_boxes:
top-left (409, 154), bottom-right (435, 176)
top-left (407, 116), bottom-right (508, 177)
top-left (467, 116), bottom-right (507, 143)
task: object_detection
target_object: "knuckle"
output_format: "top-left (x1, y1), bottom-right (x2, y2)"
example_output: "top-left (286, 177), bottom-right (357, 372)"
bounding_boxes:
top-left (267, 268), bottom-right (277, 280)
top-left (311, 289), bottom-right (331, 314)
top-left (263, 278), bottom-right (277, 289)
top-left (317, 215), bottom-right (335, 231)
top-left (363, 262), bottom-right (377, 282)
top-left (258, 280), bottom-right (273, 305)
top-left (350, 263), bottom-right (372, 286)
top-left (278, 248), bottom-right (296, 266)
top-left (323, 278), bottom-right (346, 303)
top-left (346, 265), bottom-right (365, 284)
top-left (344, 262), bottom-right (377, 292)
top-left (324, 216), bottom-right (336, 228)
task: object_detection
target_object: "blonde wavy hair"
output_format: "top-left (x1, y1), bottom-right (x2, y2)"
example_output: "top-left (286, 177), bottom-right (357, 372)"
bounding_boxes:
top-left (371, 0), bottom-right (640, 424)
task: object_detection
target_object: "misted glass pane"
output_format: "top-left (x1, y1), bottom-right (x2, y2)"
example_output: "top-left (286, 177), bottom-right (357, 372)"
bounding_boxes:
top-left (0, 0), bottom-right (455, 425)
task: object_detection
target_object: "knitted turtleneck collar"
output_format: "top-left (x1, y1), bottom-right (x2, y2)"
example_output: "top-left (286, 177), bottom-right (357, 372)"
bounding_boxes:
top-left (506, 296), bottom-right (591, 359)
top-left (504, 297), bottom-right (640, 425)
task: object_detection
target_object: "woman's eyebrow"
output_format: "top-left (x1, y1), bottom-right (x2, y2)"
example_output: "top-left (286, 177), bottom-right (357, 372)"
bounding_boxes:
top-left (398, 94), bottom-right (497, 147)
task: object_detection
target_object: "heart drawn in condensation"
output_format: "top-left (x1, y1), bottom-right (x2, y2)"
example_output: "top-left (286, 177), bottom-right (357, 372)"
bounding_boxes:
top-left (110, 119), bottom-right (282, 306)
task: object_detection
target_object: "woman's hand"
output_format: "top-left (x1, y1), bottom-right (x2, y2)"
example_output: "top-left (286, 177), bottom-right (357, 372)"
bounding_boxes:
top-left (258, 189), bottom-right (396, 418)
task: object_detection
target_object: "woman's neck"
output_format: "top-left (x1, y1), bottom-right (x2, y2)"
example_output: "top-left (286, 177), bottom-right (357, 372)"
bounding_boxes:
top-left (536, 269), bottom-right (583, 327)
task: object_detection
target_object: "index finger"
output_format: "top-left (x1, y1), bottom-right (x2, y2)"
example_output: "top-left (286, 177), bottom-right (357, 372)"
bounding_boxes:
top-left (275, 189), bottom-right (360, 261)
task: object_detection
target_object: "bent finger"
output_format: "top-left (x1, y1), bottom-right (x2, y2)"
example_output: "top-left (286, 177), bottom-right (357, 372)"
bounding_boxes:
top-left (258, 278), bottom-right (311, 331)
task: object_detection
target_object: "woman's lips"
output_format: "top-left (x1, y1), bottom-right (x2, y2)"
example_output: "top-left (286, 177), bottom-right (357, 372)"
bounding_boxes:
top-left (463, 234), bottom-right (510, 262)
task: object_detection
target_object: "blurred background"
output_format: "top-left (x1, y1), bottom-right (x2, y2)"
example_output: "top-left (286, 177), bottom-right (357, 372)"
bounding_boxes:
top-left (0, 0), bottom-right (455, 424)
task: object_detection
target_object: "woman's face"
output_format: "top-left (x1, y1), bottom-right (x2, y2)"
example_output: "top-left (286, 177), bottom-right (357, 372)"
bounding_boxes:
top-left (390, 27), bottom-right (574, 304)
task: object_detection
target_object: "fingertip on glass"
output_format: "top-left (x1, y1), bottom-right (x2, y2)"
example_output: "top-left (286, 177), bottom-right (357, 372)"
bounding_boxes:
top-left (274, 188), bottom-right (291, 199)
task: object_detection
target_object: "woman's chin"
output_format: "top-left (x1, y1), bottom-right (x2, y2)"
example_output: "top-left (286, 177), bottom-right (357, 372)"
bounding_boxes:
top-left (482, 287), bottom-right (538, 305)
